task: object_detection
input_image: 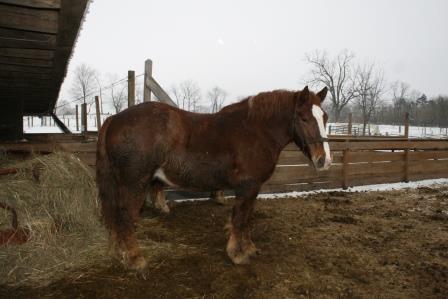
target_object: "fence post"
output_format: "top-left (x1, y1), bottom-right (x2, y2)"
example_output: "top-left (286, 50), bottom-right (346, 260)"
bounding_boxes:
top-left (95, 96), bottom-right (101, 130)
top-left (404, 112), bottom-right (409, 138)
top-left (342, 140), bottom-right (350, 189)
top-left (75, 105), bottom-right (79, 132)
top-left (348, 113), bottom-right (352, 135)
top-left (143, 59), bottom-right (152, 102)
top-left (128, 70), bottom-right (135, 107)
top-left (81, 103), bottom-right (87, 134)
top-left (404, 112), bottom-right (410, 182)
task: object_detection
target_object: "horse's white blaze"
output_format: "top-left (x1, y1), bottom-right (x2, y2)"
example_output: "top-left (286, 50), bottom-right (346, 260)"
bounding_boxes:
top-left (154, 168), bottom-right (177, 187)
top-left (311, 105), bottom-right (332, 169)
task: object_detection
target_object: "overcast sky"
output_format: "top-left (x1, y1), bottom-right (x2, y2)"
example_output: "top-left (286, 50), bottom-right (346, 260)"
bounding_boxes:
top-left (59, 0), bottom-right (448, 106)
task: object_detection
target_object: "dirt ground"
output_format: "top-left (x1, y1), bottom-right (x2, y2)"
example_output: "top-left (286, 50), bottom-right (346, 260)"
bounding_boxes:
top-left (1, 185), bottom-right (448, 299)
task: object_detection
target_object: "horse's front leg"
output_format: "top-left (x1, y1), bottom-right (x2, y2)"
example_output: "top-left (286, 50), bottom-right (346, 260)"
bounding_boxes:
top-left (226, 184), bottom-right (260, 265)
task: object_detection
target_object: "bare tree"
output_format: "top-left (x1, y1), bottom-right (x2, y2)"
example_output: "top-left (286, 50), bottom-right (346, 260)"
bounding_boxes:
top-left (304, 50), bottom-right (357, 121)
top-left (353, 62), bottom-right (385, 135)
top-left (207, 86), bottom-right (227, 112)
top-left (391, 81), bottom-right (410, 101)
top-left (106, 74), bottom-right (127, 114)
top-left (70, 64), bottom-right (97, 104)
top-left (55, 100), bottom-right (75, 115)
top-left (390, 81), bottom-right (410, 124)
top-left (170, 80), bottom-right (202, 111)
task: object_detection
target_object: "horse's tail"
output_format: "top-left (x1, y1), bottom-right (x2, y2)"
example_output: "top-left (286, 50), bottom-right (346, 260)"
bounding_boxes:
top-left (96, 116), bottom-right (117, 230)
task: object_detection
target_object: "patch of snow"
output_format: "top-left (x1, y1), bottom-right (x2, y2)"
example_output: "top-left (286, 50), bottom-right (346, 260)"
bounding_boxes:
top-left (258, 178), bottom-right (448, 200)
top-left (24, 126), bottom-right (62, 134)
top-left (173, 178), bottom-right (448, 202)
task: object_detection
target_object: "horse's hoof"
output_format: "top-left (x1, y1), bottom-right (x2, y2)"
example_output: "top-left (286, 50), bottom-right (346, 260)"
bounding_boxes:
top-left (128, 255), bottom-right (148, 271)
top-left (246, 246), bottom-right (260, 257)
top-left (227, 246), bottom-right (251, 265)
top-left (212, 196), bottom-right (228, 205)
top-left (160, 205), bottom-right (170, 214)
top-left (229, 252), bottom-right (251, 265)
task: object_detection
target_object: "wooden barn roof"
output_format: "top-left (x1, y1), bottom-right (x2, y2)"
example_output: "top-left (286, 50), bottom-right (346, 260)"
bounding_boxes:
top-left (0, 0), bottom-right (90, 115)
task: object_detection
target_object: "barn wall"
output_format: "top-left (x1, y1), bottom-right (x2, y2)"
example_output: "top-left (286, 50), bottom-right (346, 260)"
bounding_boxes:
top-left (0, 100), bottom-right (23, 141)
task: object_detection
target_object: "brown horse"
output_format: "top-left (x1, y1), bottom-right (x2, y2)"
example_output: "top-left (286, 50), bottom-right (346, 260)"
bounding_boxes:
top-left (96, 86), bottom-right (331, 270)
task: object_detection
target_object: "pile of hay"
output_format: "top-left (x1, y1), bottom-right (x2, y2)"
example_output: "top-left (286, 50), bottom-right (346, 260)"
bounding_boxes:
top-left (0, 151), bottom-right (107, 287)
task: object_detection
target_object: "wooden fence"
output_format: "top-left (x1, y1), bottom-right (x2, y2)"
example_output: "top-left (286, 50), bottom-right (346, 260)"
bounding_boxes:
top-left (262, 138), bottom-right (448, 193)
top-left (2, 135), bottom-right (448, 197)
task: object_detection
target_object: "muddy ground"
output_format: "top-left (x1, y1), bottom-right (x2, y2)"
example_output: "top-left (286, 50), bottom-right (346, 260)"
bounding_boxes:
top-left (1, 186), bottom-right (448, 299)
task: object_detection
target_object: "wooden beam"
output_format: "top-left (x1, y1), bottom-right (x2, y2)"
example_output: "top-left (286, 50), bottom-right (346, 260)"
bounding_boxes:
top-left (283, 140), bottom-right (448, 152)
top-left (348, 113), bottom-right (352, 135)
top-left (95, 96), bottom-right (101, 129)
top-left (143, 59), bottom-right (152, 102)
top-left (0, 91), bottom-right (55, 99)
top-left (0, 27), bottom-right (56, 41)
top-left (342, 148), bottom-right (349, 189)
top-left (0, 70), bottom-right (52, 79)
top-left (128, 70), bottom-right (135, 107)
top-left (0, 48), bottom-right (54, 59)
top-left (75, 104), bottom-right (79, 131)
top-left (0, 56), bottom-right (53, 67)
top-left (80, 102), bottom-right (87, 133)
top-left (0, 36), bottom-right (56, 49)
top-left (0, 99), bottom-right (23, 141)
top-left (404, 112), bottom-right (409, 138)
top-left (0, 0), bottom-right (61, 9)
top-left (0, 63), bottom-right (53, 73)
top-left (145, 76), bottom-right (177, 107)
top-left (50, 112), bottom-right (70, 133)
top-left (0, 4), bottom-right (59, 34)
top-left (0, 78), bottom-right (53, 88)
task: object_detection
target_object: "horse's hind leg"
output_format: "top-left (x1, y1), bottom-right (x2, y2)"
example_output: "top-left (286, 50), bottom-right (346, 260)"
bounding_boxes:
top-left (226, 184), bottom-right (260, 265)
top-left (148, 180), bottom-right (170, 213)
top-left (210, 190), bottom-right (228, 205)
top-left (113, 186), bottom-right (147, 271)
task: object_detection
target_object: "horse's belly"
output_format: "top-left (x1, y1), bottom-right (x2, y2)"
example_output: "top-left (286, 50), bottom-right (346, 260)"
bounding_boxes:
top-left (155, 159), bottom-right (231, 191)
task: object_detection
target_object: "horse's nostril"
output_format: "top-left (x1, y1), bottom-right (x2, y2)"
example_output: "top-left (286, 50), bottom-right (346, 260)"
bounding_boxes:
top-left (317, 157), bottom-right (325, 168)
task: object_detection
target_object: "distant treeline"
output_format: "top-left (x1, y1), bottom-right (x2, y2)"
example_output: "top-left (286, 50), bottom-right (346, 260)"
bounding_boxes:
top-left (337, 95), bottom-right (448, 128)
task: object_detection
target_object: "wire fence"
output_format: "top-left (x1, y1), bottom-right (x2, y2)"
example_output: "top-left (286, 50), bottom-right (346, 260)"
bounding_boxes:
top-left (55, 73), bottom-right (144, 110)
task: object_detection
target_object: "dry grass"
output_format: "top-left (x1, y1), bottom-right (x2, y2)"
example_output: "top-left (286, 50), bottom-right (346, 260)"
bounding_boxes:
top-left (0, 151), bottom-right (107, 287)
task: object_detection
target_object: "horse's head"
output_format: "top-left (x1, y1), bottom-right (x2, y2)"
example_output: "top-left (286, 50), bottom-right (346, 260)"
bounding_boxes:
top-left (292, 86), bottom-right (332, 171)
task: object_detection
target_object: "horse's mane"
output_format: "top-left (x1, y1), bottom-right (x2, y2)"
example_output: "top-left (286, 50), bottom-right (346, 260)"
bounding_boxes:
top-left (220, 90), bottom-right (298, 121)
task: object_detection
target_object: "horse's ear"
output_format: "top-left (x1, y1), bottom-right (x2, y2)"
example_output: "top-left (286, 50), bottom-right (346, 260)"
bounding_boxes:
top-left (317, 87), bottom-right (328, 103)
top-left (298, 86), bottom-right (310, 104)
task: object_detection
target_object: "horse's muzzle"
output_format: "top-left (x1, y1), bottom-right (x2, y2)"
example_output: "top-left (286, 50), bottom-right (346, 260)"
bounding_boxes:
top-left (313, 156), bottom-right (332, 171)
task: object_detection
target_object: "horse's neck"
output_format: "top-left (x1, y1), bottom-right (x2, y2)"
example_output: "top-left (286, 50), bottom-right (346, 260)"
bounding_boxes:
top-left (245, 109), bottom-right (294, 154)
top-left (220, 98), bottom-right (294, 152)
top-left (261, 116), bottom-right (294, 152)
